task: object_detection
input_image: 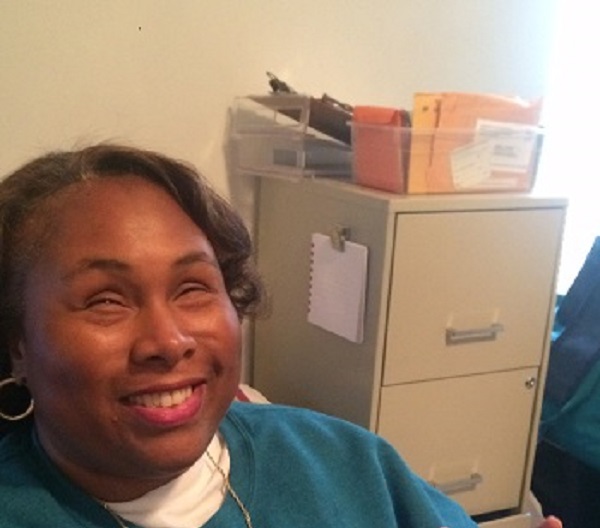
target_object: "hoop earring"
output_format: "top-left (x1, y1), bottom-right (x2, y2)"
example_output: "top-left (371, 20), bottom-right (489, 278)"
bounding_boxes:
top-left (0, 376), bottom-right (34, 421)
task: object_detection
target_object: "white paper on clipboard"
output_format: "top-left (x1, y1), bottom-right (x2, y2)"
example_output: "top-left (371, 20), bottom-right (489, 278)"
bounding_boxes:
top-left (307, 233), bottom-right (368, 343)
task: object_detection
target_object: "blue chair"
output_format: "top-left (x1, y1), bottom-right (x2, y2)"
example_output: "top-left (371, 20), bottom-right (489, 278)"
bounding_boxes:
top-left (532, 236), bottom-right (600, 528)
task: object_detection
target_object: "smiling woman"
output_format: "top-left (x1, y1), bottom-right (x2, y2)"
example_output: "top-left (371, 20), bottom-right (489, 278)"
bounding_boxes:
top-left (14, 174), bottom-right (247, 498)
top-left (0, 144), bottom-right (549, 528)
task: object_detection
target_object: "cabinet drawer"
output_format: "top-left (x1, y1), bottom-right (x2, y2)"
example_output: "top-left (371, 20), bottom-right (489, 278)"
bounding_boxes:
top-left (384, 209), bottom-right (562, 384)
top-left (377, 368), bottom-right (538, 516)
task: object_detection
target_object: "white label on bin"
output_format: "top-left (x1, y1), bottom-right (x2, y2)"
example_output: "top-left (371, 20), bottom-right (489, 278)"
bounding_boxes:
top-left (475, 119), bottom-right (538, 173)
top-left (451, 139), bottom-right (493, 188)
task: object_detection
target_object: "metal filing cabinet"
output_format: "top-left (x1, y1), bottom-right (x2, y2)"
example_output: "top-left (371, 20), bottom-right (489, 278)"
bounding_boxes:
top-left (252, 176), bottom-right (565, 525)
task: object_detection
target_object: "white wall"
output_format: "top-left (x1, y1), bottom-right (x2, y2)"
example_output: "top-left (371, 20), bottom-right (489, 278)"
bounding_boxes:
top-left (0, 1), bottom-right (559, 378)
top-left (1, 0), bottom-right (558, 195)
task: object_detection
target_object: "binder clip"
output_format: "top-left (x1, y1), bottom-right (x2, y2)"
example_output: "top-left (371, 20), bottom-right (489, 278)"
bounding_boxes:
top-left (330, 225), bottom-right (350, 252)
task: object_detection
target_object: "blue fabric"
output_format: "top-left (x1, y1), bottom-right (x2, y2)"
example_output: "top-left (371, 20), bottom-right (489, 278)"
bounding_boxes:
top-left (540, 358), bottom-right (600, 472)
top-left (0, 402), bottom-right (476, 527)
top-left (540, 236), bottom-right (600, 471)
top-left (544, 237), bottom-right (600, 407)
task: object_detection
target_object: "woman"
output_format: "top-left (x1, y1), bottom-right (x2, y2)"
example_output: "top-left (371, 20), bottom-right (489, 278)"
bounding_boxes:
top-left (0, 144), bottom-right (560, 527)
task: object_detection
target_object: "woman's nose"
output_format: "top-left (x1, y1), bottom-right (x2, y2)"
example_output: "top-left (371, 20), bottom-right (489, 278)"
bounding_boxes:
top-left (131, 302), bottom-right (197, 367)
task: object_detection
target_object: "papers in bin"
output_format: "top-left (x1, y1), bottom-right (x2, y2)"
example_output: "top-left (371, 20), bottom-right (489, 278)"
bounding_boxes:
top-left (451, 120), bottom-right (539, 189)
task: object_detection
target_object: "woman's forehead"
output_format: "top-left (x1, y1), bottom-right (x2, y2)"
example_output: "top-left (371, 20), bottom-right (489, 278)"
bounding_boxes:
top-left (46, 176), bottom-right (179, 222)
top-left (29, 176), bottom-right (214, 264)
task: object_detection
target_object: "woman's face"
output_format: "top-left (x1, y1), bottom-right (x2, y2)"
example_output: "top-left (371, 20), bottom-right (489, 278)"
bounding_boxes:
top-left (13, 176), bottom-right (241, 500)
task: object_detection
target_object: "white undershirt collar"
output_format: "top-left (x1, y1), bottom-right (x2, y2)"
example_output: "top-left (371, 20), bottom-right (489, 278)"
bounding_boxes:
top-left (105, 434), bottom-right (229, 528)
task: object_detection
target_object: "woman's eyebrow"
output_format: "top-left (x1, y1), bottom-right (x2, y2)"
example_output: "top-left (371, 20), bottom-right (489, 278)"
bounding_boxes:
top-left (173, 251), bottom-right (219, 269)
top-left (61, 251), bottom-right (219, 283)
top-left (61, 258), bottom-right (130, 282)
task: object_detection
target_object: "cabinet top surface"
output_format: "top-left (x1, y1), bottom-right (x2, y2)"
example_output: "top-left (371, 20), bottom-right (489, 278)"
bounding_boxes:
top-left (261, 177), bottom-right (568, 214)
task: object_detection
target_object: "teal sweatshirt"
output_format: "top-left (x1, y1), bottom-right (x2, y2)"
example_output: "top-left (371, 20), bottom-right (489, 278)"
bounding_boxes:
top-left (0, 402), bottom-right (476, 527)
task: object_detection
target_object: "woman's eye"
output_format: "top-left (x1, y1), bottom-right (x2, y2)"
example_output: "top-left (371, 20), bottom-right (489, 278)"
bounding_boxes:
top-left (179, 283), bottom-right (208, 296)
top-left (86, 294), bottom-right (126, 310)
top-left (176, 282), bottom-right (212, 302)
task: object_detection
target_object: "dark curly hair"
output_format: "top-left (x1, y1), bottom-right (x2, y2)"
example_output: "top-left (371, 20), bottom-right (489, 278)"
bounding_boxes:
top-left (0, 144), bottom-right (264, 403)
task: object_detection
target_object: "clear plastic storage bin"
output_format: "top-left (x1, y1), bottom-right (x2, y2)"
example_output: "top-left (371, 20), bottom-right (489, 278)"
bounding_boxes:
top-left (230, 94), bottom-right (352, 179)
top-left (351, 121), bottom-right (544, 194)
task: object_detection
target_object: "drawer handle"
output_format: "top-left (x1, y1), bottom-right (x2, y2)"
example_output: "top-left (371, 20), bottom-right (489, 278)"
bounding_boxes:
top-left (430, 473), bottom-right (483, 495)
top-left (446, 323), bottom-right (504, 345)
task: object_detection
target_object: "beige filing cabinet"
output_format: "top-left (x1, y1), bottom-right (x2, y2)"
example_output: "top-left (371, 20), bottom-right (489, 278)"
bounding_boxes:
top-left (252, 176), bottom-right (566, 523)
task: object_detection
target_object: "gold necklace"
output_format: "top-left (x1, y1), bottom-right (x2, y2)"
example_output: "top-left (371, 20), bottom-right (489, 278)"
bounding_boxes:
top-left (206, 450), bottom-right (253, 528)
top-left (100, 452), bottom-right (253, 528)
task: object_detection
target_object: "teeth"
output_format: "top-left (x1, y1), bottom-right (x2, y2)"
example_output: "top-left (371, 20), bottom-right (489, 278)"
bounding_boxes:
top-left (130, 386), bottom-right (193, 408)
